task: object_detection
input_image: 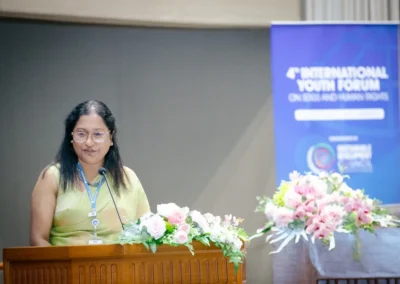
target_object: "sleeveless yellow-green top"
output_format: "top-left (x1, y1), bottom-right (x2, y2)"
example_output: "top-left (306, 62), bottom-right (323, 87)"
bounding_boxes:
top-left (46, 164), bottom-right (150, 246)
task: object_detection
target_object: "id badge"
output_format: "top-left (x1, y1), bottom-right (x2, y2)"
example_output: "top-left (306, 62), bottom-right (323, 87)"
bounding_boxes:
top-left (88, 239), bottom-right (103, 245)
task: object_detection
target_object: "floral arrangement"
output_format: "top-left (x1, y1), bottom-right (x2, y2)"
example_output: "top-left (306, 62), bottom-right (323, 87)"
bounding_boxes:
top-left (250, 171), bottom-right (399, 257)
top-left (118, 202), bottom-right (248, 272)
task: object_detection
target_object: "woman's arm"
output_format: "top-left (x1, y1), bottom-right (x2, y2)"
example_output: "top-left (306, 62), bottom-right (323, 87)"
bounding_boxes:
top-left (30, 167), bottom-right (58, 246)
top-left (136, 186), bottom-right (151, 218)
top-left (124, 166), bottom-right (151, 218)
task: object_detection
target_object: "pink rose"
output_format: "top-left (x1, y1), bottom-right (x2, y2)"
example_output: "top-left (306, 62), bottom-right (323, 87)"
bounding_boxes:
top-left (173, 230), bottom-right (188, 244)
top-left (178, 223), bottom-right (191, 234)
top-left (144, 215), bottom-right (166, 240)
top-left (157, 203), bottom-right (189, 225)
top-left (168, 208), bottom-right (187, 225)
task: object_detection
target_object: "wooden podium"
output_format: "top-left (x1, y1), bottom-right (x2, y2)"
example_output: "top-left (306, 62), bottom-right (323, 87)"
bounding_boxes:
top-left (2, 242), bottom-right (245, 284)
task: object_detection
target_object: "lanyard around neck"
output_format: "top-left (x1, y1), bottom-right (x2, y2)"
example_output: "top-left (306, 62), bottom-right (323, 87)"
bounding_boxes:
top-left (77, 163), bottom-right (105, 212)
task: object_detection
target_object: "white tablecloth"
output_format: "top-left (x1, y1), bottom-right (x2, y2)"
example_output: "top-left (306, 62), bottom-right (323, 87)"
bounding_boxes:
top-left (272, 228), bottom-right (400, 284)
top-left (309, 228), bottom-right (400, 278)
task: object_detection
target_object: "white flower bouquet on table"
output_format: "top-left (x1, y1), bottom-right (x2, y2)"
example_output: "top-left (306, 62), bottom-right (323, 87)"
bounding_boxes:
top-left (250, 171), bottom-right (400, 257)
top-left (118, 202), bottom-right (248, 272)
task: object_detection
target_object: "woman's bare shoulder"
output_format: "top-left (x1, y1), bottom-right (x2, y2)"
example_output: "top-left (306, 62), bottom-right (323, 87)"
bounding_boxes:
top-left (123, 166), bottom-right (139, 180)
top-left (33, 163), bottom-right (59, 194)
top-left (123, 166), bottom-right (144, 189)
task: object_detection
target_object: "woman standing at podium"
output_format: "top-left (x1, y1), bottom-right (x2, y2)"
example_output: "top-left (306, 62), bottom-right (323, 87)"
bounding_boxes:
top-left (29, 100), bottom-right (150, 246)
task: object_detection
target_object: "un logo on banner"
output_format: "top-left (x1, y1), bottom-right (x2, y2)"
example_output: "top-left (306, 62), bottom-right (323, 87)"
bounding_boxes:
top-left (306, 143), bottom-right (336, 174)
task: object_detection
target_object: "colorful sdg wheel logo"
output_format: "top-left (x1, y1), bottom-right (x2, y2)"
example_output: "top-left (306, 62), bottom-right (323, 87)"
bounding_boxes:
top-left (306, 143), bottom-right (336, 174)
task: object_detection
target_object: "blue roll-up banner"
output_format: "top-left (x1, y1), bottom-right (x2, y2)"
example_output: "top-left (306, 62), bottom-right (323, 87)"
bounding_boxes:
top-left (271, 23), bottom-right (400, 204)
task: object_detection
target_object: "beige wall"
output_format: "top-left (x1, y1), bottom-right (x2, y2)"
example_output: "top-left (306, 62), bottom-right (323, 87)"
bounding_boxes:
top-left (0, 0), bottom-right (301, 27)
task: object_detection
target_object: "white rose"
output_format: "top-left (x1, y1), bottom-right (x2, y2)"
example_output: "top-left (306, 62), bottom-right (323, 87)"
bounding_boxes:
top-left (289, 171), bottom-right (301, 181)
top-left (190, 210), bottom-right (211, 233)
top-left (331, 172), bottom-right (343, 183)
top-left (157, 203), bottom-right (189, 218)
top-left (210, 226), bottom-right (222, 242)
top-left (225, 231), bottom-right (235, 244)
top-left (234, 238), bottom-right (243, 250)
top-left (203, 213), bottom-right (215, 222)
top-left (142, 214), bottom-right (166, 240)
top-left (338, 182), bottom-right (352, 194)
top-left (318, 171), bottom-right (328, 179)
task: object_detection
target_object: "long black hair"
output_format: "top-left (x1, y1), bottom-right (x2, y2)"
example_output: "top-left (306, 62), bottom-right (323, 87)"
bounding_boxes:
top-left (49, 100), bottom-right (127, 195)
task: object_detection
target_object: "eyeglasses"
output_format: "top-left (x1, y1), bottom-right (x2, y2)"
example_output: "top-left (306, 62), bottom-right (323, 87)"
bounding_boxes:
top-left (71, 130), bottom-right (111, 143)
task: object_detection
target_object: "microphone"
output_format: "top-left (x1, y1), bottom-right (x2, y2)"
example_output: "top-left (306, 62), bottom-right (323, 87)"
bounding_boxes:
top-left (98, 167), bottom-right (125, 231)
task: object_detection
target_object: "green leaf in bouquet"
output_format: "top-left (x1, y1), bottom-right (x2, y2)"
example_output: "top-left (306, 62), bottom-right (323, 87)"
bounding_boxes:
top-left (249, 222), bottom-right (273, 241)
top-left (196, 236), bottom-right (210, 246)
top-left (343, 192), bottom-right (352, 197)
top-left (260, 223), bottom-right (273, 234)
top-left (224, 250), bottom-right (232, 257)
top-left (237, 228), bottom-right (249, 241)
top-left (342, 212), bottom-right (357, 230)
top-left (343, 223), bottom-right (356, 233)
top-left (185, 243), bottom-right (195, 255)
top-left (228, 255), bottom-right (244, 275)
top-left (165, 222), bottom-right (175, 233)
top-left (362, 224), bottom-right (375, 233)
top-left (255, 196), bottom-right (269, 212)
top-left (155, 237), bottom-right (166, 245)
top-left (289, 219), bottom-right (304, 229)
top-left (372, 202), bottom-right (388, 215)
top-left (219, 243), bottom-right (228, 251)
top-left (149, 242), bottom-right (157, 254)
top-left (321, 238), bottom-right (330, 247)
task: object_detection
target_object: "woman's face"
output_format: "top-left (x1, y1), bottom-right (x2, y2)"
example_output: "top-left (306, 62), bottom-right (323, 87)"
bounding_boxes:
top-left (71, 113), bottom-right (113, 166)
